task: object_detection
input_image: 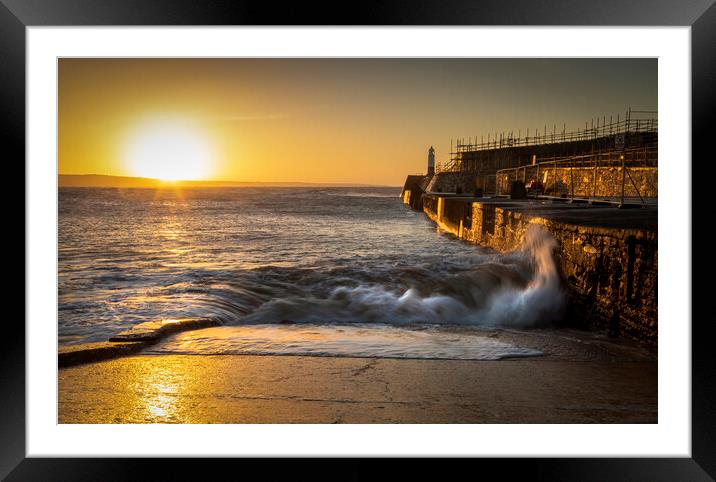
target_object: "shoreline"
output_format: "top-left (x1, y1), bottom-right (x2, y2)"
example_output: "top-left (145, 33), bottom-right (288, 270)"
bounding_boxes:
top-left (59, 319), bottom-right (655, 368)
top-left (59, 326), bottom-right (656, 424)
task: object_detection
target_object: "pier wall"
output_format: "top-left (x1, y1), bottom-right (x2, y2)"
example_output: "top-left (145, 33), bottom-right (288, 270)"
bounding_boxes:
top-left (420, 193), bottom-right (657, 343)
top-left (401, 174), bottom-right (432, 209)
top-left (497, 166), bottom-right (658, 198)
top-left (426, 171), bottom-right (487, 195)
top-left (427, 166), bottom-right (657, 198)
top-left (452, 130), bottom-right (657, 174)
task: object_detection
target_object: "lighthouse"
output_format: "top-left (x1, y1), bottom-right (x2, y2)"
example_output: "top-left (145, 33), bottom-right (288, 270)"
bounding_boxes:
top-left (427, 146), bottom-right (436, 175)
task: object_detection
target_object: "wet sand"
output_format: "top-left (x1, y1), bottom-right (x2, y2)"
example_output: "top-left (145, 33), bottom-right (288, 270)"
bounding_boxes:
top-left (58, 329), bottom-right (657, 424)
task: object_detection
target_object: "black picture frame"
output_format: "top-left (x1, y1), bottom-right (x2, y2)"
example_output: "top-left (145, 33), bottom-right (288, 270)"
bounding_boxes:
top-left (5, 0), bottom-right (713, 479)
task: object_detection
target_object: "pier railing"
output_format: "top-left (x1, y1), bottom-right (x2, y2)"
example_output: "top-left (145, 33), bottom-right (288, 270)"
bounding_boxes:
top-left (495, 146), bottom-right (658, 204)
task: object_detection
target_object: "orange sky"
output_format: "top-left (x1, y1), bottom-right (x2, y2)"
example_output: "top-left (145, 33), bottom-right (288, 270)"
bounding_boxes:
top-left (58, 58), bottom-right (657, 186)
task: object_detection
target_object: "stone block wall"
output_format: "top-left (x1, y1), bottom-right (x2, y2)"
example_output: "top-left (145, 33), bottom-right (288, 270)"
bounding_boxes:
top-left (431, 166), bottom-right (657, 199)
top-left (497, 166), bottom-right (657, 198)
top-left (427, 172), bottom-right (483, 194)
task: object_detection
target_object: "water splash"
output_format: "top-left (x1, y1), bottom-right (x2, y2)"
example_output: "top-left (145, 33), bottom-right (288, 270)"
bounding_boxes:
top-left (481, 224), bottom-right (565, 327)
top-left (237, 224), bottom-right (564, 328)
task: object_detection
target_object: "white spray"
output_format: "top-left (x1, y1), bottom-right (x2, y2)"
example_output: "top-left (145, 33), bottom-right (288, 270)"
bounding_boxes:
top-left (239, 224), bottom-right (565, 328)
top-left (481, 224), bottom-right (565, 327)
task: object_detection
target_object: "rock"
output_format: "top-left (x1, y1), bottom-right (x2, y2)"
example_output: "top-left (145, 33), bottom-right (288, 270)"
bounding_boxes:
top-left (59, 341), bottom-right (146, 368)
top-left (108, 317), bottom-right (219, 342)
top-left (59, 318), bottom-right (221, 369)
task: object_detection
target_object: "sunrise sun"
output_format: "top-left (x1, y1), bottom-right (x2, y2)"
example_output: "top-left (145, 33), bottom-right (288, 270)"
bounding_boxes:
top-left (123, 119), bottom-right (213, 181)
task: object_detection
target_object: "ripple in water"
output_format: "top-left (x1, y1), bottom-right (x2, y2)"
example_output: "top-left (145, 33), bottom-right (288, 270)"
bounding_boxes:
top-left (146, 324), bottom-right (543, 360)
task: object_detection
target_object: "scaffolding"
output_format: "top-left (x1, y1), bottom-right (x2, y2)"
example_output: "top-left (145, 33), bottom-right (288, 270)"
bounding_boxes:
top-left (437, 109), bottom-right (658, 174)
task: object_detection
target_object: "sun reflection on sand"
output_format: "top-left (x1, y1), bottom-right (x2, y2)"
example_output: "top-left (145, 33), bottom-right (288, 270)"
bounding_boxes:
top-left (135, 366), bottom-right (182, 422)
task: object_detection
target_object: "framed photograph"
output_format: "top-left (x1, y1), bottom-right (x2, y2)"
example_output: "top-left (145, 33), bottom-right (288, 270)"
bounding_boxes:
top-left (8, 0), bottom-right (713, 478)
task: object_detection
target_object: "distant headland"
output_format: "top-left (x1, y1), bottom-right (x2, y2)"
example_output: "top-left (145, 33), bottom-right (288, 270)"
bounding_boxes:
top-left (59, 174), bottom-right (390, 189)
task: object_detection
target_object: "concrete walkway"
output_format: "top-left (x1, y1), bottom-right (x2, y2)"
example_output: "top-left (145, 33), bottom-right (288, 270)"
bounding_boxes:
top-left (59, 328), bottom-right (656, 424)
top-left (427, 194), bottom-right (657, 231)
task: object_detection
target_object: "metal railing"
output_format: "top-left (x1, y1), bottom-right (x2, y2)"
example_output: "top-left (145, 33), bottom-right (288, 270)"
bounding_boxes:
top-left (495, 146), bottom-right (658, 205)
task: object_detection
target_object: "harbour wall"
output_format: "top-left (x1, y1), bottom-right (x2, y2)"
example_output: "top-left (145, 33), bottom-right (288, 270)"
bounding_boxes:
top-left (401, 174), bottom-right (433, 209)
top-left (427, 171), bottom-right (483, 195)
top-left (496, 166), bottom-right (658, 198)
top-left (428, 167), bottom-right (657, 198)
top-left (452, 130), bottom-right (657, 174)
top-left (417, 192), bottom-right (657, 343)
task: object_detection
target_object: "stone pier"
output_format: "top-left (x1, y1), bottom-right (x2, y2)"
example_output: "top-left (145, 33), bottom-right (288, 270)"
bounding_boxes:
top-left (415, 192), bottom-right (657, 343)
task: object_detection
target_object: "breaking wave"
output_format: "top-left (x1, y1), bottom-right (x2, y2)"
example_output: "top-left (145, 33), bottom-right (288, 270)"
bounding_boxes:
top-left (59, 187), bottom-right (566, 344)
top-left (235, 225), bottom-right (565, 328)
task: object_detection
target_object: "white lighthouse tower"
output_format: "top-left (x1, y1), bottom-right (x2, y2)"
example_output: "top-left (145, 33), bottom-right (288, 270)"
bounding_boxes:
top-left (427, 146), bottom-right (436, 175)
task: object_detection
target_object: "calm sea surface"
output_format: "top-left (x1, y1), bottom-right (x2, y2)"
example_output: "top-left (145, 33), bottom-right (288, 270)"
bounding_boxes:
top-left (59, 187), bottom-right (561, 359)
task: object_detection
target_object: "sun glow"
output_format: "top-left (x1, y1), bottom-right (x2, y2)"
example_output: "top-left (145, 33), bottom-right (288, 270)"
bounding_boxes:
top-left (123, 119), bottom-right (213, 181)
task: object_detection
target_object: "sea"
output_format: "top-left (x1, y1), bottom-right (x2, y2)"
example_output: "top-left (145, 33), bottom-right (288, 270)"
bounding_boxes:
top-left (58, 186), bottom-right (565, 360)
